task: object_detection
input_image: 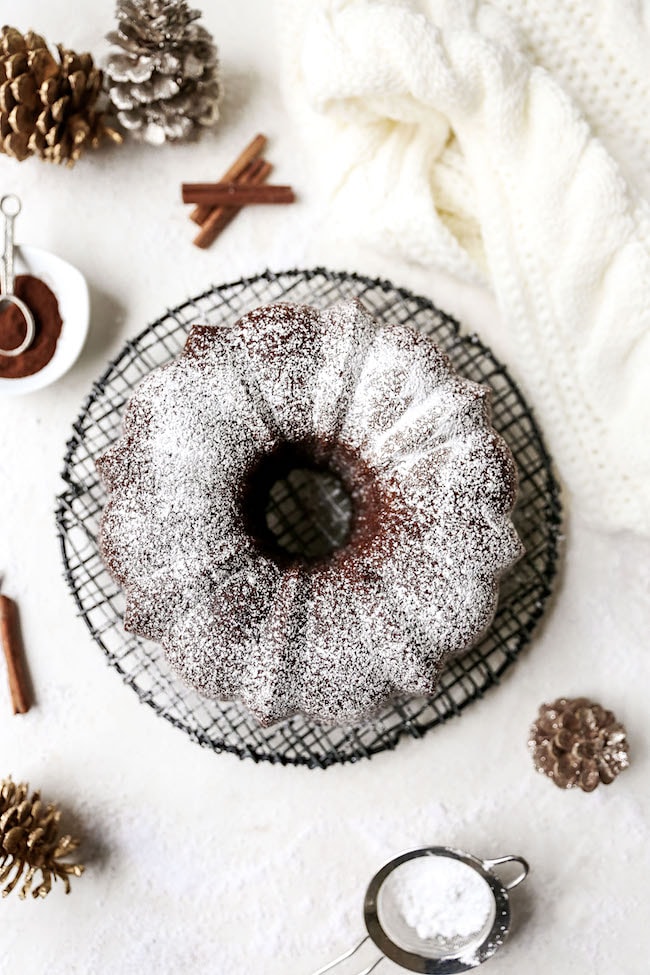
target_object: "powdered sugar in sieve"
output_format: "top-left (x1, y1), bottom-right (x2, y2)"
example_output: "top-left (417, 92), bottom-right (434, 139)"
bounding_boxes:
top-left (311, 846), bottom-right (529, 975)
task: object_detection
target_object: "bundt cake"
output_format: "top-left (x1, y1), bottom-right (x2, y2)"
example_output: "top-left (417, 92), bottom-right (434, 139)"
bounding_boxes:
top-left (96, 299), bottom-right (523, 726)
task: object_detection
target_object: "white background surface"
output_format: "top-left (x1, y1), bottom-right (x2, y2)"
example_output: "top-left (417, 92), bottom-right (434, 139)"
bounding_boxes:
top-left (1, 3), bottom-right (649, 974)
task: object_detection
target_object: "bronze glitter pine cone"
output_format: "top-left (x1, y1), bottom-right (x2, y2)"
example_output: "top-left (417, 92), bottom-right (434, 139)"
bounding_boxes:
top-left (529, 697), bottom-right (630, 792)
top-left (0, 777), bottom-right (84, 898)
top-left (0, 25), bottom-right (121, 166)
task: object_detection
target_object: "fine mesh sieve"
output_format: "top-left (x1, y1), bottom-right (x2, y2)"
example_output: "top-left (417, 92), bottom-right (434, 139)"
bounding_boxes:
top-left (311, 847), bottom-right (529, 975)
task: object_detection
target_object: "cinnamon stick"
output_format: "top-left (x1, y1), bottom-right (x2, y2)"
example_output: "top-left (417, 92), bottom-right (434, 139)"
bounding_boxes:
top-left (0, 594), bottom-right (31, 715)
top-left (237, 157), bottom-right (269, 190)
top-left (194, 160), bottom-right (273, 250)
top-left (190, 133), bottom-right (267, 225)
top-left (192, 157), bottom-right (264, 237)
top-left (183, 183), bottom-right (295, 206)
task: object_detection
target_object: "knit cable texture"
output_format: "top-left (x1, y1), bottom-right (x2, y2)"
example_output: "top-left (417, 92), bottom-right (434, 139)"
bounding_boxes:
top-left (279, 0), bottom-right (650, 535)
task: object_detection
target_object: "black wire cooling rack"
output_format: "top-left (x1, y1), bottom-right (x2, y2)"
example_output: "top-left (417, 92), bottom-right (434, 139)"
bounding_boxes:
top-left (56, 268), bottom-right (562, 768)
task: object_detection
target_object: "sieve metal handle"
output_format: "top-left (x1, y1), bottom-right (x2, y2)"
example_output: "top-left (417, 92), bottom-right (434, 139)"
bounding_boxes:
top-left (481, 854), bottom-right (529, 890)
top-left (309, 935), bottom-right (383, 975)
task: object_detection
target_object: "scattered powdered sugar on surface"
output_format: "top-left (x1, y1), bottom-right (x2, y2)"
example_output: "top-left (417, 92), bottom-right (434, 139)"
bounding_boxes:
top-left (386, 855), bottom-right (494, 943)
top-left (96, 299), bottom-right (523, 726)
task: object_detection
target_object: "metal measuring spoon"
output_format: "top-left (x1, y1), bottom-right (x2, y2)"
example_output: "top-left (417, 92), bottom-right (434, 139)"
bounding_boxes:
top-left (311, 846), bottom-right (529, 975)
top-left (0, 195), bottom-right (36, 358)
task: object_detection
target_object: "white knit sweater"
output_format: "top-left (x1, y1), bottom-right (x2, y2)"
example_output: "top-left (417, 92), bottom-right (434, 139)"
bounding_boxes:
top-left (279, 0), bottom-right (650, 535)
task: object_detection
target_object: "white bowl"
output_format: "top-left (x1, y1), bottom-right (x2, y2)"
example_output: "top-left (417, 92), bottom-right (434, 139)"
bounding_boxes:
top-left (0, 244), bottom-right (89, 396)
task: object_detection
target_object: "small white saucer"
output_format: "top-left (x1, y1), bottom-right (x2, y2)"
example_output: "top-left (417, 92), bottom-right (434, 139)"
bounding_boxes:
top-left (0, 244), bottom-right (89, 397)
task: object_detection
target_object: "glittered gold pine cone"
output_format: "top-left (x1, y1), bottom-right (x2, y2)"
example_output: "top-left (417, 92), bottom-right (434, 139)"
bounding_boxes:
top-left (0, 25), bottom-right (122, 166)
top-left (0, 777), bottom-right (84, 898)
top-left (529, 697), bottom-right (630, 792)
top-left (105, 0), bottom-right (221, 146)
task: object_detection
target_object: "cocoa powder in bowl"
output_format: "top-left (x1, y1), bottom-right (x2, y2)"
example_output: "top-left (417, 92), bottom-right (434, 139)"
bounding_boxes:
top-left (0, 274), bottom-right (63, 379)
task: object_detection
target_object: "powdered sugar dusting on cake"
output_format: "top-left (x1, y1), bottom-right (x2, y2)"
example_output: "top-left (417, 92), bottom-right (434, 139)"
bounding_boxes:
top-left (96, 300), bottom-right (523, 726)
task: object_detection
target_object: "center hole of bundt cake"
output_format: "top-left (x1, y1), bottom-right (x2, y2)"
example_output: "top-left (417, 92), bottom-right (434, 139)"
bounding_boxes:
top-left (241, 444), bottom-right (354, 562)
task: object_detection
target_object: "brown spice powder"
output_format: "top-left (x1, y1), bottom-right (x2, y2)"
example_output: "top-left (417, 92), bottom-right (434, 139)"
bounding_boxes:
top-left (0, 275), bottom-right (63, 379)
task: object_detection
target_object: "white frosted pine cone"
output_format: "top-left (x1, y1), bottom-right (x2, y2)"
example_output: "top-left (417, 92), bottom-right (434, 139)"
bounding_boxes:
top-left (105, 0), bottom-right (221, 146)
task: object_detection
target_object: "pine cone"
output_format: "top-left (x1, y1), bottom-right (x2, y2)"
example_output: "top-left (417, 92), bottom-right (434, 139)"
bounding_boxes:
top-left (0, 26), bottom-right (121, 166)
top-left (0, 777), bottom-right (84, 898)
top-left (529, 697), bottom-right (630, 792)
top-left (105, 0), bottom-right (221, 146)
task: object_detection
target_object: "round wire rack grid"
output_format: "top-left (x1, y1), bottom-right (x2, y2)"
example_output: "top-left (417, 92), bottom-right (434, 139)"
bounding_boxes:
top-left (56, 268), bottom-right (561, 768)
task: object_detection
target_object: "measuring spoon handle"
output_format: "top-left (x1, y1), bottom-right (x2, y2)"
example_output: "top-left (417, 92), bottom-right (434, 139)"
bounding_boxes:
top-left (1, 194), bottom-right (22, 295)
